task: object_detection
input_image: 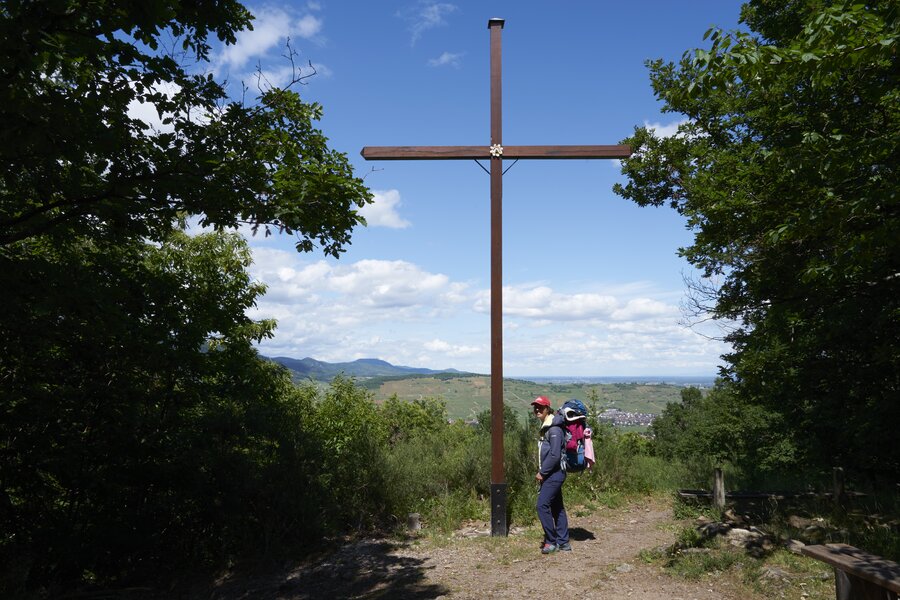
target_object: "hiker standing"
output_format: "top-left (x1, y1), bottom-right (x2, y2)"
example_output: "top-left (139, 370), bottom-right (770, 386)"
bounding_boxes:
top-left (531, 395), bottom-right (571, 554)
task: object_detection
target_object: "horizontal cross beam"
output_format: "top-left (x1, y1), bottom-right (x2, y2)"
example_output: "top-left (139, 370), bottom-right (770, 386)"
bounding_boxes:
top-left (361, 144), bottom-right (631, 161)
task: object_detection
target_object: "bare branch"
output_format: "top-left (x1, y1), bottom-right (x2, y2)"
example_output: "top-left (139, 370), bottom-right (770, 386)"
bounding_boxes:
top-left (361, 166), bottom-right (383, 181)
top-left (678, 269), bottom-right (738, 341)
top-left (249, 39), bottom-right (319, 95)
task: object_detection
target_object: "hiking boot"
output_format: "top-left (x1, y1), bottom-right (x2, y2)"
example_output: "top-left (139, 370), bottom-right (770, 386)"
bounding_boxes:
top-left (558, 542), bottom-right (573, 551)
top-left (540, 543), bottom-right (558, 554)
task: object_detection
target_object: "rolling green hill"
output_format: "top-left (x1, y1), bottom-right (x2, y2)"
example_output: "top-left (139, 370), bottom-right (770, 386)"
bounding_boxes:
top-left (359, 374), bottom-right (687, 421)
top-left (268, 357), bottom-right (695, 422)
top-left (268, 356), bottom-right (474, 379)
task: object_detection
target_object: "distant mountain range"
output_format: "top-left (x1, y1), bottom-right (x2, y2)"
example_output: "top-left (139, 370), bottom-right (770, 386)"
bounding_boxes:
top-left (266, 356), bottom-right (474, 381)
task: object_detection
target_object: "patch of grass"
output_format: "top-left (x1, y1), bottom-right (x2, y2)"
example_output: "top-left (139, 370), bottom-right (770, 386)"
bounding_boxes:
top-left (455, 532), bottom-right (540, 567)
top-left (856, 522), bottom-right (900, 562)
top-left (668, 546), bottom-right (744, 580)
top-left (520, 527), bottom-right (544, 543)
top-left (743, 550), bottom-right (834, 599)
top-left (627, 455), bottom-right (691, 492)
top-left (674, 525), bottom-right (713, 549)
top-left (638, 547), bottom-right (665, 564)
top-left (594, 489), bottom-right (626, 509)
top-left (766, 549), bottom-right (823, 574)
top-left (672, 494), bottom-right (718, 521)
top-left (420, 530), bottom-right (455, 548)
top-left (489, 539), bottom-right (535, 565)
top-left (418, 492), bottom-right (486, 533)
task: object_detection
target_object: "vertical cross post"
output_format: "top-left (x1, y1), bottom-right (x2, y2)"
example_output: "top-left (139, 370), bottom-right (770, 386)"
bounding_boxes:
top-left (360, 18), bottom-right (631, 537)
top-left (488, 17), bottom-right (506, 537)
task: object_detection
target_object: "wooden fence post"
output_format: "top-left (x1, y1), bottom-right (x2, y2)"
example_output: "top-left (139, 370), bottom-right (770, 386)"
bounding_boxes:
top-left (407, 513), bottom-right (421, 531)
top-left (713, 467), bottom-right (725, 512)
top-left (833, 467), bottom-right (847, 511)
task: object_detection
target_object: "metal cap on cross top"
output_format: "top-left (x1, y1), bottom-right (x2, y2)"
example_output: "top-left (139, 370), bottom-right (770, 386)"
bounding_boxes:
top-left (361, 18), bottom-right (631, 537)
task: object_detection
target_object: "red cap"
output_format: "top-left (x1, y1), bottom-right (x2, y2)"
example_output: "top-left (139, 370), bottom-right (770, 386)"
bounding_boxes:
top-left (530, 395), bottom-right (551, 408)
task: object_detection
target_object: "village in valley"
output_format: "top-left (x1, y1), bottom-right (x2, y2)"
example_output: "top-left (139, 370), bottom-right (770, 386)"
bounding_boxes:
top-left (596, 407), bottom-right (657, 428)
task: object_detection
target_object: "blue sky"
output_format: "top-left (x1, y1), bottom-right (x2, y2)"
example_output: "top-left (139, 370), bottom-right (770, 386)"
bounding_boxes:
top-left (180, 1), bottom-right (750, 376)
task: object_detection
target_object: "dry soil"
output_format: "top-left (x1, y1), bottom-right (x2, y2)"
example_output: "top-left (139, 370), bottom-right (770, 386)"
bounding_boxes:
top-left (205, 497), bottom-right (765, 599)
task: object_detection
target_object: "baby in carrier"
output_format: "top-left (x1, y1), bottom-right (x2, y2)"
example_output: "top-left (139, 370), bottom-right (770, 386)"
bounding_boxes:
top-left (558, 399), bottom-right (595, 472)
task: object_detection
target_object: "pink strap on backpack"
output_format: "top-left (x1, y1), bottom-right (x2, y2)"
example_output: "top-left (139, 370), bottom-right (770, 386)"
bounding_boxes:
top-left (584, 427), bottom-right (596, 468)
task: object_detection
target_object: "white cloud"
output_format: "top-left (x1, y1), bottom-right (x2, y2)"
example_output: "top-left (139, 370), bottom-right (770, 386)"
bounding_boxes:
top-left (428, 51), bottom-right (463, 68)
top-left (242, 247), bottom-right (727, 375)
top-left (501, 323), bottom-right (725, 377)
top-left (253, 65), bottom-right (298, 89)
top-left (398, 2), bottom-right (458, 45)
top-left (644, 118), bottom-right (690, 139)
top-left (182, 213), bottom-right (271, 241)
top-left (329, 260), bottom-right (453, 308)
top-left (504, 286), bottom-right (615, 320)
top-left (425, 338), bottom-right (482, 357)
top-left (247, 61), bottom-right (331, 90)
top-left (475, 284), bottom-right (673, 322)
top-left (126, 81), bottom-right (183, 133)
top-left (424, 338), bottom-right (451, 352)
top-left (359, 189), bottom-right (411, 228)
top-left (295, 14), bottom-right (323, 38)
top-left (310, 62), bottom-right (333, 77)
top-left (217, 7), bottom-right (323, 72)
top-left (249, 250), bottom-right (466, 310)
top-left (611, 298), bottom-right (673, 321)
top-left (245, 248), bottom-right (487, 367)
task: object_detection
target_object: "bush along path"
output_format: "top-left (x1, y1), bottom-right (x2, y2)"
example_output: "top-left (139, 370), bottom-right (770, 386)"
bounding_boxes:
top-left (197, 495), bottom-right (843, 599)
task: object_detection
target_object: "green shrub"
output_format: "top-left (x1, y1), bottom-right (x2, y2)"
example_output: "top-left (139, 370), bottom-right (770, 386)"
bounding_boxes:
top-left (564, 426), bottom-right (690, 505)
top-left (381, 422), bottom-right (485, 526)
top-left (315, 376), bottom-right (390, 530)
top-left (382, 395), bottom-right (448, 443)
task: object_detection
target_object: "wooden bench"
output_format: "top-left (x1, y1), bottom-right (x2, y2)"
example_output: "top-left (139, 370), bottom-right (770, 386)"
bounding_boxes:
top-left (801, 543), bottom-right (900, 600)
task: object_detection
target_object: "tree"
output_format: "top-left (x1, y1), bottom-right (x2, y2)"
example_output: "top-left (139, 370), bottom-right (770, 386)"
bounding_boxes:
top-left (0, 1), bottom-right (374, 592)
top-left (0, 231), bottom-right (326, 588)
top-left (382, 395), bottom-right (449, 443)
top-left (476, 402), bottom-right (523, 434)
top-left (616, 0), bottom-right (899, 478)
top-left (650, 385), bottom-right (787, 479)
top-left (0, 0), bottom-right (371, 253)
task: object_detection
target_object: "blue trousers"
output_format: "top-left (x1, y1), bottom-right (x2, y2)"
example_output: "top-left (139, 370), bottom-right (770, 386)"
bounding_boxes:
top-left (537, 469), bottom-right (569, 546)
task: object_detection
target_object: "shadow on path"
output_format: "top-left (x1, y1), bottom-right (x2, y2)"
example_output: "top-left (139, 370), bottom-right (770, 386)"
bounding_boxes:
top-left (207, 540), bottom-right (449, 600)
top-left (570, 527), bottom-right (596, 541)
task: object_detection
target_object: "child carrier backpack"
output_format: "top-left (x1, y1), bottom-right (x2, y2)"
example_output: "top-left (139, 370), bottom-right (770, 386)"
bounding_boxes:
top-left (558, 399), bottom-right (589, 472)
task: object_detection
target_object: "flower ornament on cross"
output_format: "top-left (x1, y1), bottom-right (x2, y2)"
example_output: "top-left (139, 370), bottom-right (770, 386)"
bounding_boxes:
top-left (489, 144), bottom-right (503, 158)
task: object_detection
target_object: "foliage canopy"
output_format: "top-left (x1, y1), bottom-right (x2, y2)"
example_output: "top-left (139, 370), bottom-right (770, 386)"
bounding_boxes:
top-left (0, 0), bottom-right (372, 594)
top-left (615, 0), bottom-right (899, 477)
top-left (0, 0), bottom-right (371, 253)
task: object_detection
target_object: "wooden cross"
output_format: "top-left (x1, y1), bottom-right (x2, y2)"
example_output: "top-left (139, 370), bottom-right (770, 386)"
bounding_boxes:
top-left (362, 18), bottom-right (631, 536)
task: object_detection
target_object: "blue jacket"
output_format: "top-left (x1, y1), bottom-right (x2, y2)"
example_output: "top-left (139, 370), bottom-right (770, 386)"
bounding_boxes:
top-left (538, 414), bottom-right (566, 477)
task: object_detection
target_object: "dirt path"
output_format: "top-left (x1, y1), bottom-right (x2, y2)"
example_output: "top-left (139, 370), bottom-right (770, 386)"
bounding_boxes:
top-left (208, 498), bottom-right (760, 599)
